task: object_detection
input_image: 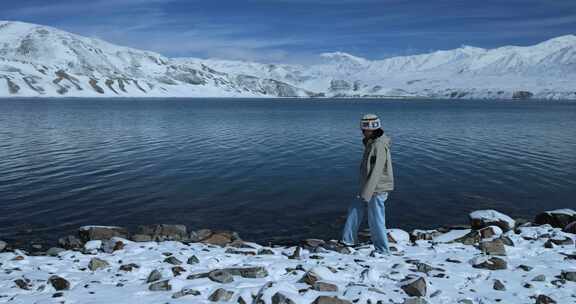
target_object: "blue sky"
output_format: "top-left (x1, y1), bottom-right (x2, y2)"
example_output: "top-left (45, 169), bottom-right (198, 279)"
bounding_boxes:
top-left (1, 0), bottom-right (575, 63)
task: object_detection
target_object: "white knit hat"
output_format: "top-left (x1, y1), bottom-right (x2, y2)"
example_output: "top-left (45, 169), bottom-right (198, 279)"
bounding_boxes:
top-left (360, 113), bottom-right (381, 130)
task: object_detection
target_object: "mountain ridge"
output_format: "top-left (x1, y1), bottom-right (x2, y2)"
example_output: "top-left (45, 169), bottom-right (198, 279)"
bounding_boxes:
top-left (1, 20), bottom-right (575, 99)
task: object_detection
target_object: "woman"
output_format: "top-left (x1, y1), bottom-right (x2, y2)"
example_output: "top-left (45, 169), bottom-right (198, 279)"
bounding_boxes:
top-left (342, 113), bottom-right (395, 254)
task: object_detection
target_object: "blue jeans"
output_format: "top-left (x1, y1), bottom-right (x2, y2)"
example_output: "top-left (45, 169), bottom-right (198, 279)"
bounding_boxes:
top-left (342, 192), bottom-right (390, 253)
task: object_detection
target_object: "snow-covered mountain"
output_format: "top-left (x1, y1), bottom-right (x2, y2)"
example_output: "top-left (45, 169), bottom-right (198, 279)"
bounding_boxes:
top-left (1, 20), bottom-right (575, 99)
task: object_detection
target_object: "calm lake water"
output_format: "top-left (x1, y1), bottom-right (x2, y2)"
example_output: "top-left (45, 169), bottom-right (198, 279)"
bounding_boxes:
top-left (1, 98), bottom-right (575, 244)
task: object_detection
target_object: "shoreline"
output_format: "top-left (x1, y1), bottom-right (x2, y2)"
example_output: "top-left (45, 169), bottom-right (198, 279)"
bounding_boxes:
top-left (1, 208), bottom-right (575, 304)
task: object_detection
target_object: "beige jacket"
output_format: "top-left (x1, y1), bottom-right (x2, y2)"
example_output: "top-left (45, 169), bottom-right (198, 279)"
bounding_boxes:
top-left (360, 134), bottom-right (394, 201)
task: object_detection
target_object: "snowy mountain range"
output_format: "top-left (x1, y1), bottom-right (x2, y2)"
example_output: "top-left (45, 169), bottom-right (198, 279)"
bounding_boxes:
top-left (1, 21), bottom-right (575, 99)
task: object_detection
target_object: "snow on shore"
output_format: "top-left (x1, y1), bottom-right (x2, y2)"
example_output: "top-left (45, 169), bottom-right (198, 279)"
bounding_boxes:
top-left (1, 211), bottom-right (575, 304)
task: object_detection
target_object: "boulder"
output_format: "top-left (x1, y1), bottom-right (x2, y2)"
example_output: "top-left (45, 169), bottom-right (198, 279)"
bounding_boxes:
top-left (172, 288), bottom-right (200, 299)
top-left (208, 270), bottom-right (234, 283)
top-left (493, 279), bottom-right (506, 290)
top-left (313, 281), bottom-right (338, 292)
top-left (147, 269), bottom-right (162, 283)
top-left (532, 274), bottom-right (546, 282)
top-left (46, 247), bottom-right (65, 257)
top-left (479, 239), bottom-right (506, 256)
top-left (58, 235), bottom-right (83, 250)
top-left (312, 296), bottom-right (352, 304)
top-left (187, 255), bottom-right (200, 264)
top-left (149, 280), bottom-right (171, 291)
top-left (471, 256), bottom-right (507, 270)
top-left (469, 210), bottom-right (515, 232)
top-left (561, 270), bottom-right (576, 282)
top-left (14, 278), bottom-right (31, 290)
top-left (88, 258), bottom-right (109, 271)
top-left (535, 295), bottom-right (557, 304)
top-left (201, 231), bottom-right (239, 246)
top-left (78, 226), bottom-right (129, 242)
top-left (478, 226), bottom-right (503, 239)
top-left (119, 263), bottom-right (139, 272)
top-left (410, 230), bottom-right (441, 242)
top-left (403, 298), bottom-right (429, 304)
top-left (388, 229), bottom-right (411, 244)
top-left (400, 275), bottom-right (427, 297)
top-left (164, 256), bottom-right (182, 265)
top-left (453, 230), bottom-right (481, 245)
top-left (136, 224), bottom-right (188, 241)
top-left (131, 234), bottom-right (153, 242)
top-left (208, 288), bottom-right (234, 302)
top-left (563, 221), bottom-right (576, 234)
top-left (172, 266), bottom-right (186, 276)
top-left (0, 240), bottom-right (6, 252)
top-left (299, 270), bottom-right (320, 286)
top-left (534, 209), bottom-right (576, 229)
top-left (189, 229), bottom-right (213, 242)
top-left (48, 275), bottom-right (70, 291)
top-left (224, 266), bottom-right (268, 278)
top-left (272, 292), bottom-right (296, 304)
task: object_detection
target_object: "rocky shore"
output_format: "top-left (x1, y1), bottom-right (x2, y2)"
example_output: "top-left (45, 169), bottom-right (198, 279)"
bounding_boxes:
top-left (1, 209), bottom-right (575, 304)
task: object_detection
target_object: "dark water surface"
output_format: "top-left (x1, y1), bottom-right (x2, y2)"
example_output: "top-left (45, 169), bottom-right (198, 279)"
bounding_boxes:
top-left (1, 98), bottom-right (575, 244)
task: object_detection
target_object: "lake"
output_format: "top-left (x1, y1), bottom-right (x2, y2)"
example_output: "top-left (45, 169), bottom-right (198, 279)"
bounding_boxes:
top-left (1, 98), bottom-right (575, 245)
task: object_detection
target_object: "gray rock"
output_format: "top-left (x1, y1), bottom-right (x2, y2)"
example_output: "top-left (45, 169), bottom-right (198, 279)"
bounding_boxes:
top-left (172, 266), bottom-right (186, 276)
top-left (46, 247), bottom-right (65, 257)
top-left (469, 210), bottom-right (515, 232)
top-left (493, 279), bottom-right (506, 290)
top-left (564, 221), bottom-right (576, 234)
top-left (258, 248), bottom-right (275, 255)
top-left (561, 270), bottom-right (576, 282)
top-left (48, 275), bottom-right (70, 291)
top-left (499, 236), bottom-right (515, 246)
top-left (299, 270), bottom-right (320, 286)
top-left (187, 272), bottom-right (209, 280)
top-left (453, 231), bottom-right (481, 245)
top-left (208, 288), bottom-right (234, 302)
top-left (58, 235), bottom-right (83, 250)
top-left (518, 264), bottom-right (533, 271)
top-left (289, 246), bottom-right (301, 259)
top-left (189, 229), bottom-right (213, 242)
top-left (403, 298), bottom-right (429, 304)
top-left (149, 279), bottom-right (171, 291)
top-left (410, 230), bottom-right (441, 242)
top-left (78, 226), bottom-right (129, 242)
top-left (303, 239), bottom-right (325, 248)
top-left (137, 224), bottom-right (188, 241)
top-left (548, 237), bottom-right (574, 246)
top-left (119, 263), bottom-right (139, 272)
top-left (208, 270), bottom-right (234, 283)
top-left (272, 292), bottom-right (296, 304)
top-left (164, 256), bottom-right (182, 265)
top-left (478, 226), bottom-right (500, 239)
top-left (101, 239), bottom-right (125, 253)
top-left (187, 255), bottom-right (200, 264)
top-left (0, 240), bottom-right (6, 252)
top-left (14, 278), bottom-right (30, 290)
top-left (224, 266), bottom-right (268, 278)
top-left (201, 231), bottom-right (239, 246)
top-left (535, 294), bottom-right (557, 304)
top-left (312, 296), bottom-right (352, 304)
top-left (472, 257), bottom-right (507, 270)
top-left (131, 234), bottom-right (153, 242)
top-left (479, 239), bottom-right (506, 256)
top-left (88, 257), bottom-right (109, 271)
top-left (532, 274), bottom-right (546, 282)
top-left (172, 288), bottom-right (200, 299)
top-left (147, 269), bottom-right (162, 283)
top-left (313, 281), bottom-right (338, 292)
top-left (534, 209), bottom-right (576, 229)
top-left (401, 276), bottom-right (427, 297)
